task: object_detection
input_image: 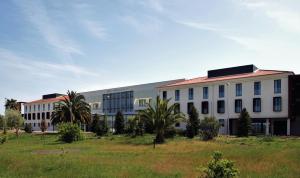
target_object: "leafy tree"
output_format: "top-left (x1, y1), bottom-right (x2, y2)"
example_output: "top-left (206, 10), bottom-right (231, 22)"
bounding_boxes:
top-left (125, 115), bottom-right (144, 137)
top-left (199, 117), bottom-right (220, 141)
top-left (139, 96), bottom-right (185, 143)
top-left (92, 114), bottom-right (108, 137)
top-left (186, 106), bottom-right (200, 138)
top-left (114, 111), bottom-right (125, 134)
top-left (51, 90), bottom-right (91, 125)
top-left (0, 114), bottom-right (7, 134)
top-left (58, 123), bottom-right (82, 143)
top-left (5, 109), bottom-right (24, 137)
top-left (5, 98), bottom-right (18, 110)
top-left (201, 151), bottom-right (238, 178)
top-left (237, 108), bottom-right (251, 137)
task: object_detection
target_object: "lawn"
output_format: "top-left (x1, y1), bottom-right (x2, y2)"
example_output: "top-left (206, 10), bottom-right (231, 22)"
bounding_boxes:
top-left (0, 133), bottom-right (300, 178)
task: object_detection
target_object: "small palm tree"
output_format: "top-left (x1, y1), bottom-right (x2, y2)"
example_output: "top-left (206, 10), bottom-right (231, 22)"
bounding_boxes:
top-left (139, 96), bottom-right (185, 143)
top-left (51, 91), bottom-right (91, 125)
top-left (5, 98), bottom-right (18, 110)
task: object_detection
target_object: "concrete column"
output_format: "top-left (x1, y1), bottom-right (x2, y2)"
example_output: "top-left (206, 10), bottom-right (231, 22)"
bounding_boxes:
top-left (266, 119), bottom-right (270, 135)
top-left (287, 118), bottom-right (291, 136)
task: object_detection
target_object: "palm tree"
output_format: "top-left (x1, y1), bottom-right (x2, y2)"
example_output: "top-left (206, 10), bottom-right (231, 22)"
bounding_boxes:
top-left (5, 98), bottom-right (18, 110)
top-left (51, 91), bottom-right (91, 125)
top-left (139, 96), bottom-right (185, 143)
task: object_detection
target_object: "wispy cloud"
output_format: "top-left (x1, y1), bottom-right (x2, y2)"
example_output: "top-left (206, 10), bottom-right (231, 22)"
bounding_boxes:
top-left (140, 0), bottom-right (164, 12)
top-left (82, 20), bottom-right (107, 40)
top-left (0, 48), bottom-right (98, 78)
top-left (175, 21), bottom-right (228, 33)
top-left (15, 0), bottom-right (83, 57)
top-left (122, 15), bottom-right (163, 34)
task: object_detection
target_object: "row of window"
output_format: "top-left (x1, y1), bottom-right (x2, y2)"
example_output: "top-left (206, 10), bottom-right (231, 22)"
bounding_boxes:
top-left (174, 97), bottom-right (282, 114)
top-left (25, 122), bottom-right (52, 127)
top-left (163, 80), bottom-right (282, 101)
top-left (24, 112), bottom-right (51, 120)
top-left (103, 91), bottom-right (134, 113)
top-left (25, 103), bottom-right (54, 113)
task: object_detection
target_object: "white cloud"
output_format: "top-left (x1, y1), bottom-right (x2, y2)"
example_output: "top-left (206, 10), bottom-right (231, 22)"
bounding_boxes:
top-left (82, 20), bottom-right (107, 40)
top-left (175, 21), bottom-right (228, 33)
top-left (122, 15), bottom-right (163, 34)
top-left (15, 0), bottom-right (83, 57)
top-left (140, 0), bottom-right (164, 12)
top-left (0, 48), bottom-right (98, 78)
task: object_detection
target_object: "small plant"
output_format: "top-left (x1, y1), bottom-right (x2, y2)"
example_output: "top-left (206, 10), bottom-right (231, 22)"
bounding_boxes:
top-left (199, 117), bottom-right (220, 141)
top-left (58, 123), bottom-right (82, 143)
top-left (0, 136), bottom-right (7, 144)
top-left (201, 151), bottom-right (238, 178)
top-left (260, 136), bottom-right (274, 142)
top-left (24, 124), bottom-right (32, 133)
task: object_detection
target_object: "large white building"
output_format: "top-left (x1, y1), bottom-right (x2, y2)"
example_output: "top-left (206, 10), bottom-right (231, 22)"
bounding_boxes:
top-left (158, 65), bottom-right (299, 136)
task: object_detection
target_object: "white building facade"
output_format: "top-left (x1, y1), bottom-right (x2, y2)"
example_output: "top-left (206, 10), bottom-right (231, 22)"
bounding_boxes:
top-left (158, 65), bottom-right (294, 135)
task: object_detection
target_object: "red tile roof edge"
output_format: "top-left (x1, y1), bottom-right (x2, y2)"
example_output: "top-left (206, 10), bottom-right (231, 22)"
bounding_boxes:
top-left (26, 95), bottom-right (68, 104)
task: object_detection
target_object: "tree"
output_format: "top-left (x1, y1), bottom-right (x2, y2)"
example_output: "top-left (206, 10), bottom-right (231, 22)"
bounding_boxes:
top-left (186, 106), bottom-right (200, 138)
top-left (125, 115), bottom-right (144, 137)
top-left (0, 114), bottom-right (7, 134)
top-left (5, 109), bottom-right (24, 137)
top-left (5, 98), bottom-right (18, 110)
top-left (139, 96), bottom-right (185, 143)
top-left (114, 111), bottom-right (125, 134)
top-left (199, 117), bottom-right (220, 141)
top-left (90, 114), bottom-right (100, 133)
top-left (91, 114), bottom-right (108, 136)
top-left (51, 91), bottom-right (91, 125)
top-left (40, 119), bottom-right (48, 133)
top-left (237, 108), bottom-right (251, 137)
top-left (201, 151), bottom-right (238, 178)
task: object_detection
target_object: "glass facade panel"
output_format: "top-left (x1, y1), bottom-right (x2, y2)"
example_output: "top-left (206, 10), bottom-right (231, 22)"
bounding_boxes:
top-left (103, 91), bottom-right (134, 114)
top-left (236, 83), bottom-right (242, 97)
top-left (219, 85), bottom-right (225, 98)
top-left (188, 88), bottom-right (194, 100)
top-left (254, 82), bottom-right (261, 95)
top-left (274, 79), bottom-right (281, 94)
top-left (203, 87), bottom-right (209, 99)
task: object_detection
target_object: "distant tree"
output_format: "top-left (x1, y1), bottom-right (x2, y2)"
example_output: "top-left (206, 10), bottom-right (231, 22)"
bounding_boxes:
top-left (199, 117), bottom-right (220, 141)
top-left (51, 90), bottom-right (91, 125)
top-left (186, 106), bottom-right (200, 138)
top-left (0, 114), bottom-right (6, 134)
top-left (114, 111), bottom-right (125, 134)
top-left (139, 96), bottom-right (185, 143)
top-left (92, 114), bottom-right (108, 137)
top-left (91, 114), bottom-right (100, 133)
top-left (5, 98), bottom-right (18, 110)
top-left (237, 108), bottom-right (251, 137)
top-left (5, 109), bottom-right (24, 137)
top-left (125, 115), bottom-right (144, 137)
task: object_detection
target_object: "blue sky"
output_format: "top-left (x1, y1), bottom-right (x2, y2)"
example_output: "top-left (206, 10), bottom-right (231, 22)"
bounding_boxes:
top-left (1, 0), bottom-right (300, 114)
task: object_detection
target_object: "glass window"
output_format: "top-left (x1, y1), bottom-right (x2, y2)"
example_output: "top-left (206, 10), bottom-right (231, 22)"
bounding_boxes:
top-left (254, 82), bottom-right (261, 95)
top-left (162, 91), bottom-right (167, 100)
top-left (219, 119), bottom-right (225, 127)
top-left (43, 104), bottom-right (45, 111)
top-left (175, 90), bottom-right (180, 101)
top-left (217, 100), bottom-right (225, 113)
top-left (235, 99), bottom-right (242, 113)
top-left (138, 99), bottom-right (147, 107)
top-left (273, 97), bottom-right (282, 112)
top-left (202, 101), bottom-right (209, 114)
top-left (37, 113), bottom-right (40, 120)
top-left (102, 91), bottom-right (134, 114)
top-left (253, 98), bottom-right (261, 112)
top-left (48, 104), bottom-right (51, 111)
top-left (274, 79), bottom-right (281, 94)
top-left (33, 105), bottom-right (36, 112)
top-left (203, 87), bottom-right (209, 99)
top-left (236, 83), bottom-right (242, 97)
top-left (33, 113), bottom-right (36, 120)
top-left (38, 105), bottom-right (40, 111)
top-left (188, 88), bottom-right (194, 100)
top-left (219, 85), bottom-right (225, 98)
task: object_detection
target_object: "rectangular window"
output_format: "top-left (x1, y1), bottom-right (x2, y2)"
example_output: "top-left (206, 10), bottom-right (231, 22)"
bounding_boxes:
top-left (48, 104), bottom-right (51, 111)
top-left (33, 113), bottom-right (36, 120)
top-left (236, 83), bottom-right (242, 97)
top-left (46, 112), bottom-right (50, 119)
top-left (42, 113), bottom-right (45, 119)
top-left (138, 99), bottom-right (147, 107)
top-left (175, 90), bottom-right (180, 101)
top-left (254, 82), bottom-right (261, 95)
top-left (253, 98), bottom-right (261, 112)
top-left (33, 105), bottom-right (36, 112)
top-left (38, 105), bottom-right (40, 112)
top-left (25, 106), bottom-right (27, 113)
top-left (219, 85), bottom-right (225, 98)
top-left (28, 114), bottom-right (31, 120)
top-left (219, 119), bottom-right (225, 127)
top-left (273, 97), bottom-right (282, 112)
top-left (235, 99), bottom-right (242, 113)
top-left (203, 87), bottom-right (209, 99)
top-left (188, 88), bottom-right (194, 100)
top-left (43, 104), bottom-right (45, 111)
top-left (162, 91), bottom-right (167, 100)
top-left (29, 106), bottom-right (31, 112)
top-left (187, 102), bottom-right (194, 114)
top-left (274, 79), bottom-right (281, 94)
top-left (202, 101), bottom-right (209, 114)
top-left (24, 114), bottom-right (27, 120)
top-left (37, 113), bottom-right (40, 120)
top-left (174, 103), bottom-right (180, 114)
top-left (217, 100), bottom-right (225, 113)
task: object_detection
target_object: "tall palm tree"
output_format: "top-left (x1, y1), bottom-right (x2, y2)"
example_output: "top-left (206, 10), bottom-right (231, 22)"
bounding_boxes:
top-left (51, 91), bottom-right (91, 125)
top-left (5, 98), bottom-right (18, 110)
top-left (139, 96), bottom-right (185, 143)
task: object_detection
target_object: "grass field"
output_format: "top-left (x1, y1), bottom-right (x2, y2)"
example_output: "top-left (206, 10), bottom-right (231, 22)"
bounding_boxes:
top-left (0, 133), bottom-right (300, 178)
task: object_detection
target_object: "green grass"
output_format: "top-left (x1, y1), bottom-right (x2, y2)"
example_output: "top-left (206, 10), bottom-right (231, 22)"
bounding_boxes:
top-left (0, 133), bottom-right (300, 178)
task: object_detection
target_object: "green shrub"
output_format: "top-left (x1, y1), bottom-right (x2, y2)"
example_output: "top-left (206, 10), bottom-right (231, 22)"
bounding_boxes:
top-left (237, 108), bottom-right (251, 137)
top-left (0, 136), bottom-right (7, 144)
top-left (201, 151), bottom-right (238, 178)
top-left (58, 123), bottom-right (82, 143)
top-left (24, 124), bottom-right (32, 133)
top-left (260, 136), bottom-right (274, 142)
top-left (199, 117), bottom-right (220, 141)
top-left (164, 127), bottom-right (176, 138)
top-left (175, 129), bottom-right (186, 137)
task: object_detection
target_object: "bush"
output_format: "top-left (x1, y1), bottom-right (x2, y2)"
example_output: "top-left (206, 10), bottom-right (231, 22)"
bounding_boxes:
top-left (237, 108), bottom-right (251, 137)
top-left (58, 123), bottom-right (82, 143)
top-left (186, 106), bottom-right (200, 138)
top-left (24, 124), bottom-right (32, 133)
top-left (201, 151), bottom-right (238, 178)
top-left (175, 129), bottom-right (186, 137)
top-left (0, 136), bottom-right (7, 144)
top-left (164, 127), bottom-right (176, 138)
top-left (96, 116), bottom-right (109, 137)
top-left (199, 117), bottom-right (220, 141)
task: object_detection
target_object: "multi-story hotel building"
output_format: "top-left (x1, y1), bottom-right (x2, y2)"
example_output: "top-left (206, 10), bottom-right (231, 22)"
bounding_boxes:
top-left (158, 65), bottom-right (300, 136)
top-left (23, 94), bottom-right (66, 131)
